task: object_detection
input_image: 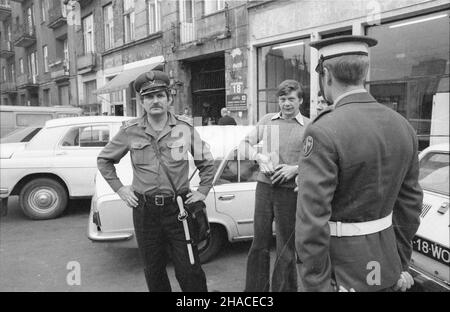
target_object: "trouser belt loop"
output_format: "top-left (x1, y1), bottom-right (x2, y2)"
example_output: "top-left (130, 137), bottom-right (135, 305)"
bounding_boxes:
top-left (336, 221), bottom-right (342, 237)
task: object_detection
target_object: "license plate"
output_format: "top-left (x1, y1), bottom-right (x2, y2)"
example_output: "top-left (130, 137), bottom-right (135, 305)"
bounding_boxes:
top-left (412, 235), bottom-right (450, 266)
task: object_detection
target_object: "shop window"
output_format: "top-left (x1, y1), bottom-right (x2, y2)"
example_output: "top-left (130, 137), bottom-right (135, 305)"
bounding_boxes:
top-left (257, 38), bottom-right (311, 120)
top-left (366, 11), bottom-right (449, 150)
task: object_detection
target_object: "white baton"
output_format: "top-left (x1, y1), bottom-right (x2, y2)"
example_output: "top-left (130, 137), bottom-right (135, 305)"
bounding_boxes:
top-left (176, 196), bottom-right (195, 265)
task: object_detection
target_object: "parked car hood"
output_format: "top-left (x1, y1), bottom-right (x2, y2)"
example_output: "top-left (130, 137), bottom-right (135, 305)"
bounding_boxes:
top-left (0, 143), bottom-right (27, 159)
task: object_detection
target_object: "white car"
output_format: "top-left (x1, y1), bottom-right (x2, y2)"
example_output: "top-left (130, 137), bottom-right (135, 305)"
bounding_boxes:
top-left (88, 125), bottom-right (259, 263)
top-left (0, 116), bottom-right (133, 220)
top-left (410, 143), bottom-right (449, 291)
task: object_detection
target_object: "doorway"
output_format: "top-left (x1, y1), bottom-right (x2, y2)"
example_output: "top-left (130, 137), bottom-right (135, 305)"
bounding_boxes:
top-left (190, 56), bottom-right (225, 125)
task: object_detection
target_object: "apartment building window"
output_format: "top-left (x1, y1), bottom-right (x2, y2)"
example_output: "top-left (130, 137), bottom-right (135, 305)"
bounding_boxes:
top-left (6, 23), bottom-right (11, 50)
top-left (43, 45), bottom-right (49, 73)
top-left (63, 39), bottom-right (69, 71)
top-left (204, 0), bottom-right (225, 15)
top-left (19, 58), bottom-right (24, 74)
top-left (10, 63), bottom-right (15, 82)
top-left (147, 0), bottom-right (161, 34)
top-left (43, 89), bottom-right (50, 106)
top-left (366, 11), bottom-right (449, 150)
top-left (59, 85), bottom-right (69, 106)
top-left (257, 38), bottom-right (311, 119)
top-left (103, 4), bottom-right (114, 50)
top-left (26, 5), bottom-right (35, 35)
top-left (2, 66), bottom-right (6, 82)
top-left (28, 51), bottom-right (38, 80)
top-left (82, 14), bottom-right (94, 54)
top-left (123, 0), bottom-right (135, 43)
top-left (84, 80), bottom-right (97, 104)
top-left (40, 0), bottom-right (48, 22)
top-left (179, 0), bottom-right (195, 43)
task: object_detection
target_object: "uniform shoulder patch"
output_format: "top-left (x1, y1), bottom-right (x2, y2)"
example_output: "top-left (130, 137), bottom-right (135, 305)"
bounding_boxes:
top-left (175, 115), bottom-right (193, 127)
top-left (303, 136), bottom-right (314, 157)
top-left (121, 118), bottom-right (140, 129)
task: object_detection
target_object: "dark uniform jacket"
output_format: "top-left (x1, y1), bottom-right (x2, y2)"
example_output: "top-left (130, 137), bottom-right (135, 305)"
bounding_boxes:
top-left (97, 112), bottom-right (216, 197)
top-left (295, 91), bottom-right (423, 291)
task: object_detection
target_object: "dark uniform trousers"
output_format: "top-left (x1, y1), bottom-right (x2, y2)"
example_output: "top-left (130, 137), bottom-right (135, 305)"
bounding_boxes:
top-left (132, 192), bottom-right (207, 292)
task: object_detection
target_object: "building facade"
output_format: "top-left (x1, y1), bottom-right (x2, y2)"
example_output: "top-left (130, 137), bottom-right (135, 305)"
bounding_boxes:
top-left (1, 0), bottom-right (77, 108)
top-left (248, 0), bottom-right (449, 149)
top-left (1, 0), bottom-right (449, 149)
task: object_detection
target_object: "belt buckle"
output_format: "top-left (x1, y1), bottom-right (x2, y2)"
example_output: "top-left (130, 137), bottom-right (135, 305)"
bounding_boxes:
top-left (155, 195), bottom-right (164, 206)
top-left (336, 221), bottom-right (342, 237)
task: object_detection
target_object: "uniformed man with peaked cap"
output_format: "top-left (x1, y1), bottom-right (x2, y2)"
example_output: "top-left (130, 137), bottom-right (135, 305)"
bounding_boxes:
top-left (295, 36), bottom-right (423, 292)
top-left (97, 70), bottom-right (216, 292)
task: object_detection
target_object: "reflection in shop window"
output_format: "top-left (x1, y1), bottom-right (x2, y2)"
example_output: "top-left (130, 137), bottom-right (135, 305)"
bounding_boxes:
top-left (257, 38), bottom-right (311, 120)
top-left (366, 11), bottom-right (449, 150)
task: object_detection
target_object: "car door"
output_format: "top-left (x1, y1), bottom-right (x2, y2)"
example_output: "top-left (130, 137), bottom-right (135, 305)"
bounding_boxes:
top-left (52, 123), bottom-right (113, 197)
top-left (212, 148), bottom-right (259, 238)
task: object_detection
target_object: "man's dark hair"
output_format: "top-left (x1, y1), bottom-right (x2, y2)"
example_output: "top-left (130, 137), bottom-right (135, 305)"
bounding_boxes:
top-left (324, 55), bottom-right (369, 86)
top-left (276, 80), bottom-right (304, 99)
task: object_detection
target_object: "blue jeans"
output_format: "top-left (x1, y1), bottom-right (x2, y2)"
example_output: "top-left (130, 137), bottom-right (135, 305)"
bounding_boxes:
top-left (132, 193), bottom-right (207, 292)
top-left (245, 182), bottom-right (298, 292)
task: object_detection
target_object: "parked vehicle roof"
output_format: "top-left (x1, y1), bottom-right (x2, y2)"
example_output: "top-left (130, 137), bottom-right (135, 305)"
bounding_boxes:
top-left (420, 143), bottom-right (449, 155)
top-left (44, 116), bottom-right (134, 128)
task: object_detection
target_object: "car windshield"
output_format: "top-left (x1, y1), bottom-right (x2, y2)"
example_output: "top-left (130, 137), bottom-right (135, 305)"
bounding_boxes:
top-left (0, 127), bottom-right (42, 143)
top-left (419, 151), bottom-right (449, 196)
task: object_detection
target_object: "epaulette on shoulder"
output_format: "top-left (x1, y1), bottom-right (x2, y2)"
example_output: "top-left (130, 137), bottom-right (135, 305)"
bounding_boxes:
top-left (121, 118), bottom-right (140, 129)
top-left (312, 106), bottom-right (334, 124)
top-left (175, 115), bottom-right (193, 127)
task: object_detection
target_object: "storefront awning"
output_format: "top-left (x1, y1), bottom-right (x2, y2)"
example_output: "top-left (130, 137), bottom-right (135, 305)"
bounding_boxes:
top-left (94, 60), bottom-right (163, 95)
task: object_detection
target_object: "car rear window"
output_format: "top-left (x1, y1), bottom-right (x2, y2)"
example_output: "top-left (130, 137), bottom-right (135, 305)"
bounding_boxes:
top-left (419, 152), bottom-right (449, 195)
top-left (0, 127), bottom-right (42, 143)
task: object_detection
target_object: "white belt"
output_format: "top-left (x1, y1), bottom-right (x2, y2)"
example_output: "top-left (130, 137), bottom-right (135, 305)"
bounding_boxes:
top-left (328, 213), bottom-right (392, 237)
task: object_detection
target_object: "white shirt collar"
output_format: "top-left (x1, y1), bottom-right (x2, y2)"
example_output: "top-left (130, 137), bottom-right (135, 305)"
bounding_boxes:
top-left (271, 111), bottom-right (304, 125)
top-left (333, 88), bottom-right (368, 107)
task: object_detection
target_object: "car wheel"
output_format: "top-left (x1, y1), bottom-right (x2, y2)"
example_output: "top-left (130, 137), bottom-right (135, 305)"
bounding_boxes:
top-left (198, 224), bottom-right (227, 264)
top-left (19, 178), bottom-right (68, 220)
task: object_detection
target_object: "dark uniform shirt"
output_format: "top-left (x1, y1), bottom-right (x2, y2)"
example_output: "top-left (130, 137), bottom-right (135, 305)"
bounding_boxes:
top-left (97, 112), bottom-right (216, 197)
top-left (295, 91), bottom-right (423, 291)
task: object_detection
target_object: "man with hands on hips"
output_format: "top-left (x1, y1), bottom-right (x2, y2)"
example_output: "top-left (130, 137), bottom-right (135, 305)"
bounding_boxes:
top-left (240, 80), bottom-right (309, 292)
top-left (97, 70), bottom-right (215, 292)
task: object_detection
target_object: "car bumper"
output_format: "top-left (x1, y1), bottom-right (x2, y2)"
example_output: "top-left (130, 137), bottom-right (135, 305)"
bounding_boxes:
top-left (87, 198), bottom-right (136, 244)
top-left (410, 265), bottom-right (450, 292)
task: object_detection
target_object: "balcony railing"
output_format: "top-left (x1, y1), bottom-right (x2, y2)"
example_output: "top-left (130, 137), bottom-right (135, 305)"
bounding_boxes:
top-left (13, 23), bottom-right (36, 48)
top-left (0, 0), bottom-right (11, 21)
top-left (16, 74), bottom-right (38, 89)
top-left (0, 40), bottom-right (14, 58)
top-left (50, 58), bottom-right (70, 82)
top-left (77, 52), bottom-right (96, 73)
top-left (0, 81), bottom-right (17, 93)
top-left (48, 3), bottom-right (67, 29)
top-left (180, 21), bottom-right (196, 44)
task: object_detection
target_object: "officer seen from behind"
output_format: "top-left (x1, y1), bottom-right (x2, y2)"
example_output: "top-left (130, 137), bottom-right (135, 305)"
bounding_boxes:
top-left (295, 36), bottom-right (423, 292)
top-left (97, 70), bottom-right (216, 292)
